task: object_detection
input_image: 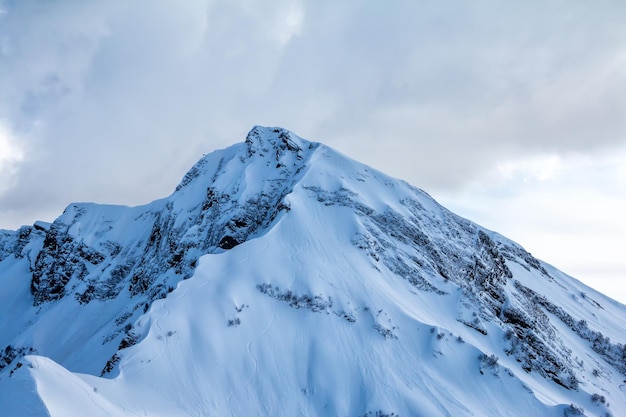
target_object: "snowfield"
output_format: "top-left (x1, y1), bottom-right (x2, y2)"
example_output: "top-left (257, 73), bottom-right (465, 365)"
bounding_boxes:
top-left (0, 126), bottom-right (624, 416)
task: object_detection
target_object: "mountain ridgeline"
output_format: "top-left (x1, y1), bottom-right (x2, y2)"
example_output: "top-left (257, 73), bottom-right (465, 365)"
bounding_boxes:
top-left (0, 126), bottom-right (624, 417)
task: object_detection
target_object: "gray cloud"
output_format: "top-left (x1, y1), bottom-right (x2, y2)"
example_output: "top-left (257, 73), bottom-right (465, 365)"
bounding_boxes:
top-left (1, 0), bottom-right (626, 228)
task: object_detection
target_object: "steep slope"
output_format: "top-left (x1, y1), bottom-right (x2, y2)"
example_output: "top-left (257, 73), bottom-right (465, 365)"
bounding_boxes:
top-left (0, 126), bottom-right (316, 376)
top-left (0, 126), bottom-right (624, 416)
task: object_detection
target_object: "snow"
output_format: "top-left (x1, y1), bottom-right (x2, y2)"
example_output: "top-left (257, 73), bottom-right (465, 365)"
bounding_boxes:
top-left (0, 126), bottom-right (624, 416)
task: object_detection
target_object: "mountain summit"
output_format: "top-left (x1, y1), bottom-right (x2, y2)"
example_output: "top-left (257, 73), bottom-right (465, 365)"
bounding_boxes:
top-left (0, 126), bottom-right (624, 417)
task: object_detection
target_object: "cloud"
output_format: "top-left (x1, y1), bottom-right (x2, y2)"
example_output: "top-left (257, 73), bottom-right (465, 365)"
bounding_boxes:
top-left (0, 122), bottom-right (24, 193)
top-left (0, 0), bottom-right (625, 230)
top-left (259, 0), bottom-right (626, 189)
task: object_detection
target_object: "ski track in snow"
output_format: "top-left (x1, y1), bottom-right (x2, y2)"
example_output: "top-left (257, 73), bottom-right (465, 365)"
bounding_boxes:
top-left (227, 296), bottom-right (277, 417)
top-left (154, 305), bottom-right (169, 362)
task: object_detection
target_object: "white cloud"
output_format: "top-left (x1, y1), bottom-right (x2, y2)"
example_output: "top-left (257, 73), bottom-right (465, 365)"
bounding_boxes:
top-left (0, 123), bottom-right (24, 194)
top-left (496, 155), bottom-right (563, 183)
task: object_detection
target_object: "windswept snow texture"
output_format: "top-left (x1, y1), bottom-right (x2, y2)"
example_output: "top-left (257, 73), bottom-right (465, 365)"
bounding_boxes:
top-left (1, 126), bottom-right (625, 417)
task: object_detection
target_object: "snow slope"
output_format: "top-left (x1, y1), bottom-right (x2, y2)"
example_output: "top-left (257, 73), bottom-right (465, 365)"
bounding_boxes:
top-left (0, 126), bottom-right (624, 416)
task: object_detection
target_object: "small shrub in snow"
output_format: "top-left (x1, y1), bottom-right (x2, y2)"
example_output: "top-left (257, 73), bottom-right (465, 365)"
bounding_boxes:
top-left (563, 404), bottom-right (585, 416)
top-left (256, 283), bottom-right (332, 313)
top-left (362, 411), bottom-right (399, 417)
top-left (8, 361), bottom-right (23, 377)
top-left (334, 310), bottom-right (357, 323)
top-left (373, 324), bottom-right (398, 340)
top-left (480, 353), bottom-right (499, 367)
top-left (479, 353), bottom-right (500, 376)
top-left (591, 393), bottom-right (606, 405)
top-left (227, 318), bottom-right (241, 327)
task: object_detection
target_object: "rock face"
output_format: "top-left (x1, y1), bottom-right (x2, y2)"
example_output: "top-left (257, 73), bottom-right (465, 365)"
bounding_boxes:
top-left (0, 126), bottom-right (624, 417)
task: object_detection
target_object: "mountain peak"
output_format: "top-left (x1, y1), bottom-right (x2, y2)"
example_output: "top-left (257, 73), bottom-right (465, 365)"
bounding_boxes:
top-left (174, 126), bottom-right (318, 194)
top-left (1, 127), bottom-right (625, 417)
top-left (245, 125), bottom-right (312, 157)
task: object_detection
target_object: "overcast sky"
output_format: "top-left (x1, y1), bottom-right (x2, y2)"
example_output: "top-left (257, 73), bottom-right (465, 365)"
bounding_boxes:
top-left (1, 0), bottom-right (625, 303)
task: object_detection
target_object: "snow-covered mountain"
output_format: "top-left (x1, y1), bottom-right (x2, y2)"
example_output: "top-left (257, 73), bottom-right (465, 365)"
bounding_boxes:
top-left (0, 126), bottom-right (624, 417)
